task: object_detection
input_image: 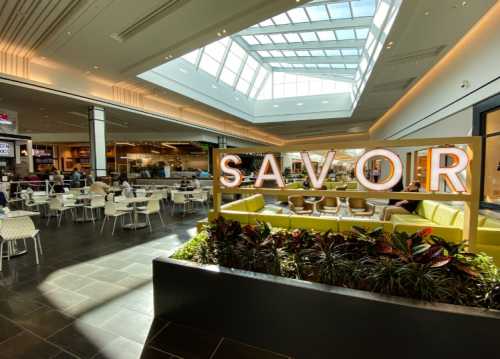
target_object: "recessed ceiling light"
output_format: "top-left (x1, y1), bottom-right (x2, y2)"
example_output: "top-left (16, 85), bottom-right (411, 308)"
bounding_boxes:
top-left (462, 1), bottom-right (468, 6)
top-left (222, 29), bottom-right (227, 34)
top-left (424, 10), bottom-right (430, 15)
top-left (66, 31), bottom-right (72, 36)
top-left (217, 32), bottom-right (222, 37)
top-left (93, 65), bottom-right (99, 70)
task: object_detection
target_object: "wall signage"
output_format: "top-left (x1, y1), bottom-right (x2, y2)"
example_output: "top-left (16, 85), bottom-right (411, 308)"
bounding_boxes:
top-left (0, 142), bottom-right (14, 158)
top-left (0, 113), bottom-right (12, 125)
top-left (220, 147), bottom-right (470, 193)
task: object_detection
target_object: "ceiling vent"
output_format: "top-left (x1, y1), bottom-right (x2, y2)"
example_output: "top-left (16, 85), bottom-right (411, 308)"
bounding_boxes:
top-left (385, 45), bottom-right (447, 65)
top-left (371, 77), bottom-right (416, 92)
top-left (113, 0), bottom-right (191, 42)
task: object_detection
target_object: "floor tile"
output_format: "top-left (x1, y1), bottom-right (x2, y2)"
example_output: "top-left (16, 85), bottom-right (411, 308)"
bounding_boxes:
top-left (93, 257), bottom-right (131, 270)
top-left (64, 263), bottom-right (101, 276)
top-left (76, 281), bottom-right (126, 302)
top-left (14, 307), bottom-right (74, 338)
top-left (47, 321), bottom-right (118, 359)
top-left (212, 338), bottom-right (290, 359)
top-left (0, 330), bottom-right (61, 359)
top-left (87, 268), bottom-right (129, 283)
top-left (0, 315), bottom-right (22, 342)
top-left (35, 287), bottom-right (89, 311)
top-left (101, 308), bottom-right (154, 344)
top-left (149, 323), bottom-right (221, 359)
top-left (51, 273), bottom-right (92, 291)
top-left (0, 297), bottom-right (45, 320)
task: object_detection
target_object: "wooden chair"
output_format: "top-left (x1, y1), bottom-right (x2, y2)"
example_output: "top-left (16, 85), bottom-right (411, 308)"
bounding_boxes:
top-left (347, 198), bottom-right (375, 217)
top-left (288, 195), bottom-right (313, 215)
top-left (318, 197), bottom-right (340, 216)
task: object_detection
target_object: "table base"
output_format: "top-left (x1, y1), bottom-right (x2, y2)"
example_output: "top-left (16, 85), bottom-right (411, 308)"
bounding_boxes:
top-left (122, 222), bottom-right (148, 230)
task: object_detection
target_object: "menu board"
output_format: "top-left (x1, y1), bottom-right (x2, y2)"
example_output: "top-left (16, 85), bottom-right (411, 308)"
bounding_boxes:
top-left (0, 142), bottom-right (14, 157)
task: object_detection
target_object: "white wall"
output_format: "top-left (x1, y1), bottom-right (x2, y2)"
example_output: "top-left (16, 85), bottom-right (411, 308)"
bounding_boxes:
top-left (370, 2), bottom-right (500, 140)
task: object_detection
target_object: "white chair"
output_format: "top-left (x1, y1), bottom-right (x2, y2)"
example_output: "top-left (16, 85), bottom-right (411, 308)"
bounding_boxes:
top-left (100, 202), bottom-right (132, 236)
top-left (190, 190), bottom-right (208, 209)
top-left (0, 216), bottom-right (43, 271)
top-left (84, 196), bottom-right (106, 223)
top-left (46, 197), bottom-right (75, 226)
top-left (171, 191), bottom-right (189, 216)
top-left (135, 188), bottom-right (147, 198)
top-left (138, 199), bottom-right (165, 232)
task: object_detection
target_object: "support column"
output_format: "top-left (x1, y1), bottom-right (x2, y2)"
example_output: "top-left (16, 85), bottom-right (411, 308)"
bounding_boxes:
top-left (217, 135), bottom-right (227, 149)
top-left (27, 140), bottom-right (34, 173)
top-left (88, 106), bottom-right (107, 177)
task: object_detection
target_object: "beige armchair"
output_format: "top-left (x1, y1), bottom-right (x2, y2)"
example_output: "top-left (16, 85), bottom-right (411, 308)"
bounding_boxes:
top-left (288, 195), bottom-right (314, 215)
top-left (318, 197), bottom-right (340, 216)
top-left (347, 198), bottom-right (375, 217)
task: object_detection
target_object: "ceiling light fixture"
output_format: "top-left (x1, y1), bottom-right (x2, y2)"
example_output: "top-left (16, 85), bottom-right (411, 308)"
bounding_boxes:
top-left (222, 29), bottom-right (227, 34)
top-left (297, 102), bottom-right (304, 106)
top-left (93, 65), bottom-right (99, 70)
top-left (66, 31), bottom-right (72, 36)
top-left (462, 1), bottom-right (468, 6)
top-left (424, 11), bottom-right (430, 15)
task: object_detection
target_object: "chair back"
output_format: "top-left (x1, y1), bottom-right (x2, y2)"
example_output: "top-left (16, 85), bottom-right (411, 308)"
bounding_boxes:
top-left (136, 188), bottom-right (147, 198)
top-left (49, 197), bottom-right (64, 210)
top-left (288, 195), bottom-right (304, 207)
top-left (172, 192), bottom-right (186, 204)
top-left (91, 196), bottom-right (105, 207)
top-left (147, 199), bottom-right (161, 213)
top-left (0, 216), bottom-right (36, 241)
top-left (324, 197), bottom-right (338, 207)
top-left (104, 202), bottom-right (119, 216)
top-left (348, 198), bottom-right (367, 210)
top-left (149, 192), bottom-right (163, 201)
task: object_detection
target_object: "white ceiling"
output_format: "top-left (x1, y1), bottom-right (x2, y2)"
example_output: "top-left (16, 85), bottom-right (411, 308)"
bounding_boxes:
top-left (0, 0), bottom-right (496, 142)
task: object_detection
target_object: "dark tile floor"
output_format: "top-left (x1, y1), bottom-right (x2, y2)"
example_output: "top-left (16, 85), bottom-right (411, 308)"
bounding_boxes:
top-left (0, 206), bottom-right (292, 359)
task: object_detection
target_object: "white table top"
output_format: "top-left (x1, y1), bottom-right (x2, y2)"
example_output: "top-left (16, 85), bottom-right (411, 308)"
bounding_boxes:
top-left (0, 210), bottom-right (40, 219)
top-left (115, 197), bottom-right (149, 204)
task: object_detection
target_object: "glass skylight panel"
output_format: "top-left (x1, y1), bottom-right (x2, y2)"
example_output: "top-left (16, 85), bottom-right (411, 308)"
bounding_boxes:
top-left (345, 63), bottom-right (358, 69)
top-left (259, 19), bottom-right (274, 27)
top-left (270, 62), bottom-right (281, 67)
top-left (281, 63), bottom-right (292, 68)
top-left (272, 13), bottom-right (291, 25)
top-left (249, 67), bottom-right (267, 98)
top-left (257, 50), bottom-right (271, 58)
top-left (242, 35), bottom-right (259, 45)
top-left (325, 49), bottom-right (341, 56)
top-left (236, 78), bottom-right (250, 94)
top-left (310, 50), bottom-right (325, 57)
top-left (316, 30), bottom-right (336, 41)
top-left (305, 5), bottom-right (330, 21)
top-left (269, 34), bottom-right (287, 44)
top-left (282, 50), bottom-right (296, 57)
top-left (225, 53), bottom-right (243, 72)
top-left (336, 29), bottom-right (356, 40)
top-left (287, 8), bottom-right (309, 23)
top-left (255, 34), bottom-right (272, 44)
top-left (241, 63), bottom-right (256, 82)
top-left (198, 55), bottom-right (220, 76)
top-left (220, 68), bottom-right (237, 86)
top-left (355, 28), bottom-right (369, 39)
top-left (284, 33), bottom-right (302, 43)
top-left (296, 50), bottom-right (310, 57)
top-left (203, 38), bottom-right (229, 62)
top-left (300, 32), bottom-right (318, 42)
top-left (341, 48), bottom-right (358, 56)
top-left (351, 0), bottom-right (376, 17)
top-left (257, 76), bottom-right (272, 100)
top-left (269, 50), bottom-right (283, 57)
top-left (305, 64), bottom-right (317, 68)
top-left (292, 63), bottom-right (305, 68)
top-left (332, 64), bottom-right (345, 69)
top-left (327, 2), bottom-right (352, 19)
top-left (182, 49), bottom-right (199, 64)
top-left (317, 64), bottom-right (330, 68)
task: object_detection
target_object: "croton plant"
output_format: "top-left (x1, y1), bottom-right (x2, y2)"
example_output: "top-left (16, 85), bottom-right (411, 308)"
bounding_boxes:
top-left (172, 217), bottom-right (500, 310)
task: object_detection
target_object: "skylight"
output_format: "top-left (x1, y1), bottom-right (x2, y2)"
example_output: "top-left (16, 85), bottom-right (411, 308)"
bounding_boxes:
top-left (138, 0), bottom-right (401, 123)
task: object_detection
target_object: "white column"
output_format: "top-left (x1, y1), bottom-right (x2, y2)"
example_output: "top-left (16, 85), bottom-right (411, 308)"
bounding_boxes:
top-left (27, 140), bottom-right (34, 173)
top-left (88, 106), bottom-right (107, 177)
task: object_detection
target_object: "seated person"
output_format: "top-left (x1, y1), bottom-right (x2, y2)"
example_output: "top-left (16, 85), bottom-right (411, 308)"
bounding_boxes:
top-left (89, 178), bottom-right (110, 195)
top-left (381, 181), bottom-right (421, 221)
top-left (180, 176), bottom-right (191, 188)
top-left (192, 175), bottom-right (201, 189)
top-left (119, 175), bottom-right (133, 198)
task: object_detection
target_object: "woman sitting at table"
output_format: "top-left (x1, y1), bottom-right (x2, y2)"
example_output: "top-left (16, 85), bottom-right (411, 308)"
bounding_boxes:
top-left (119, 175), bottom-right (133, 198)
top-left (89, 178), bottom-right (110, 195)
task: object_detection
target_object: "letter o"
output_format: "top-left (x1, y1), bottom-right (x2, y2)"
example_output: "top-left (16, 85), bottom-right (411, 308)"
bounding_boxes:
top-left (355, 149), bottom-right (403, 191)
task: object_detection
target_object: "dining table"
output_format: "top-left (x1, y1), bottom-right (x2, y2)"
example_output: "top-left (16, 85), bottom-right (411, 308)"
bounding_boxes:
top-left (115, 196), bottom-right (150, 230)
top-left (0, 210), bottom-right (40, 258)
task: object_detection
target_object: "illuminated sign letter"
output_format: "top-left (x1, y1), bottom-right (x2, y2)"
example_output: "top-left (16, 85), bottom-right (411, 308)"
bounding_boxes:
top-left (355, 149), bottom-right (403, 191)
top-left (301, 150), bottom-right (336, 189)
top-left (426, 147), bottom-right (469, 193)
top-left (255, 154), bottom-right (285, 188)
top-left (220, 154), bottom-right (243, 188)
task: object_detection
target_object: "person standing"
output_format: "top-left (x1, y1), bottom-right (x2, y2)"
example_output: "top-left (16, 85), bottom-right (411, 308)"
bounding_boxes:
top-left (70, 168), bottom-right (81, 188)
top-left (53, 170), bottom-right (65, 193)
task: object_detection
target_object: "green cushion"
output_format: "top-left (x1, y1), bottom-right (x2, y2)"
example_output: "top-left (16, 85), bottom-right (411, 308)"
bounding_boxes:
top-left (432, 205), bottom-right (459, 226)
top-left (248, 213), bottom-right (291, 228)
top-left (339, 219), bottom-right (393, 233)
top-left (246, 194), bottom-right (265, 212)
top-left (289, 216), bottom-right (338, 232)
top-left (452, 212), bottom-right (486, 228)
top-left (478, 228), bottom-right (500, 246)
top-left (416, 200), bottom-right (439, 219)
top-left (346, 182), bottom-right (358, 190)
top-left (483, 217), bottom-right (500, 229)
top-left (208, 210), bottom-right (249, 224)
top-left (221, 199), bottom-right (247, 212)
top-left (391, 214), bottom-right (434, 226)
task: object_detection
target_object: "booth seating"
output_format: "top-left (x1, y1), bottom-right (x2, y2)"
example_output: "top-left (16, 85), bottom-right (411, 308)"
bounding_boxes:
top-left (222, 194), bottom-right (283, 215)
top-left (277, 181), bottom-right (359, 202)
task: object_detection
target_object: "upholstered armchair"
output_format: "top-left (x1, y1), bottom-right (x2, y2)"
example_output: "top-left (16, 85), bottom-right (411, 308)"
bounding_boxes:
top-left (318, 197), bottom-right (340, 216)
top-left (288, 195), bottom-right (314, 215)
top-left (347, 198), bottom-right (375, 217)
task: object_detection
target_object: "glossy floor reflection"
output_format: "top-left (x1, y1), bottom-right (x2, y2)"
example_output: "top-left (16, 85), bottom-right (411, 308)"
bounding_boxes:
top-left (0, 206), bottom-right (292, 358)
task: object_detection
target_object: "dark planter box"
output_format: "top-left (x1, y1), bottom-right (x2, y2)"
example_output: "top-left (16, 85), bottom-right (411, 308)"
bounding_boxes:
top-left (153, 257), bottom-right (500, 359)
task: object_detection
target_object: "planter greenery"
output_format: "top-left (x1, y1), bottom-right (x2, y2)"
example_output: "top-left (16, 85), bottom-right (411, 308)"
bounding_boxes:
top-left (172, 217), bottom-right (500, 310)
